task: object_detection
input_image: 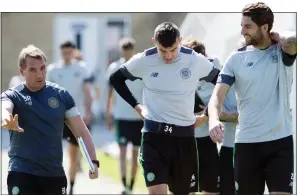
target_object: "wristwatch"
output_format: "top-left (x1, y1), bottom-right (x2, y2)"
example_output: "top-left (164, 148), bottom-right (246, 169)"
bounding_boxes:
top-left (91, 160), bottom-right (100, 168)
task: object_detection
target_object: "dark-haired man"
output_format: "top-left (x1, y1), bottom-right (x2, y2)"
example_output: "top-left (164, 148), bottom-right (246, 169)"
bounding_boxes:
top-left (208, 2), bottom-right (296, 195)
top-left (109, 22), bottom-right (220, 194)
top-left (47, 41), bottom-right (93, 195)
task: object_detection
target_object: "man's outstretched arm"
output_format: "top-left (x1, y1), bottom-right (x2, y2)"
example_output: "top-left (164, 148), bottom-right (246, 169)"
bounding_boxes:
top-left (1, 99), bottom-right (13, 126)
top-left (1, 93), bottom-right (24, 132)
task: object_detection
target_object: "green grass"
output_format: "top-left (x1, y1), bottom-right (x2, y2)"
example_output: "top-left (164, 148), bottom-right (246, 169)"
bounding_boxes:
top-left (95, 149), bottom-right (147, 193)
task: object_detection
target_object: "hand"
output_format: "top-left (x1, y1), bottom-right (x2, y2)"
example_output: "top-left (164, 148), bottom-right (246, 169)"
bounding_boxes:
top-left (83, 112), bottom-right (92, 126)
top-left (209, 119), bottom-right (224, 143)
top-left (105, 111), bottom-right (114, 131)
top-left (89, 164), bottom-right (99, 179)
top-left (134, 104), bottom-right (144, 120)
top-left (270, 31), bottom-right (280, 43)
top-left (1, 114), bottom-right (24, 132)
top-left (194, 114), bottom-right (208, 128)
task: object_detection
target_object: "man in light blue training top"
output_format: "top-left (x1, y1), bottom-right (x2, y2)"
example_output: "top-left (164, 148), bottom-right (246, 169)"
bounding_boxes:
top-left (208, 2), bottom-right (296, 195)
top-left (183, 39), bottom-right (238, 195)
top-left (109, 22), bottom-right (221, 195)
top-left (1, 45), bottom-right (99, 195)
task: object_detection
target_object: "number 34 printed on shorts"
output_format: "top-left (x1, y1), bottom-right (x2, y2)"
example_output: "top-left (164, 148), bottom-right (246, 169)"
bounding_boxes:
top-left (164, 125), bottom-right (173, 133)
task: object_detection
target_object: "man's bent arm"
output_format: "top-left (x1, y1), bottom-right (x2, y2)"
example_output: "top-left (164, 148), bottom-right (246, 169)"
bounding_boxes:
top-left (208, 83), bottom-right (230, 121)
top-left (280, 32), bottom-right (297, 66)
top-left (1, 99), bottom-right (14, 126)
top-left (83, 82), bottom-right (93, 115)
top-left (109, 67), bottom-right (140, 108)
top-left (65, 115), bottom-right (97, 161)
top-left (281, 31), bottom-right (297, 56)
top-left (106, 83), bottom-right (114, 114)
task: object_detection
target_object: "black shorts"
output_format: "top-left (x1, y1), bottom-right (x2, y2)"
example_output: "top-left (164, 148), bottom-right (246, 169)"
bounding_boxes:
top-left (7, 171), bottom-right (67, 195)
top-left (115, 120), bottom-right (143, 147)
top-left (196, 136), bottom-right (220, 192)
top-left (63, 123), bottom-right (91, 146)
top-left (140, 132), bottom-right (199, 194)
top-left (235, 135), bottom-right (294, 194)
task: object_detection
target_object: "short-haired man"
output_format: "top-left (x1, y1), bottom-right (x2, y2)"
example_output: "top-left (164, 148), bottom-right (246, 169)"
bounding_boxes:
top-left (110, 22), bottom-right (220, 194)
top-left (1, 45), bottom-right (99, 195)
top-left (208, 3), bottom-right (296, 195)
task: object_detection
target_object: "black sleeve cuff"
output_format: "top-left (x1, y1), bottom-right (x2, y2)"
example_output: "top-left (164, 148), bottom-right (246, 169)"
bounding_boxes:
top-left (109, 68), bottom-right (140, 108)
top-left (199, 67), bottom-right (220, 85)
top-left (120, 66), bottom-right (142, 81)
top-left (282, 50), bottom-right (297, 66)
top-left (194, 92), bottom-right (204, 113)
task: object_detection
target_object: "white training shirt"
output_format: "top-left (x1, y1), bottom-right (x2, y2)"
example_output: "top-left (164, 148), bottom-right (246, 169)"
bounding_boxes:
top-left (46, 60), bottom-right (90, 117)
top-left (121, 46), bottom-right (217, 126)
top-left (106, 58), bottom-right (143, 120)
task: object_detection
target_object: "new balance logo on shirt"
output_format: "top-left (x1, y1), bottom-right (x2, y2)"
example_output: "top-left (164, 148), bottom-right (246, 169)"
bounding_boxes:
top-left (246, 62), bottom-right (254, 67)
top-left (150, 72), bottom-right (159, 77)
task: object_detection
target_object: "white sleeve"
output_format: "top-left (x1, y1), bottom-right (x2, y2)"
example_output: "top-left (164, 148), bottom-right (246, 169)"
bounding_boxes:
top-left (212, 56), bottom-right (222, 70)
top-left (217, 52), bottom-right (237, 86)
top-left (1, 99), bottom-right (14, 110)
top-left (193, 52), bottom-right (218, 82)
top-left (80, 66), bottom-right (90, 81)
top-left (65, 107), bottom-right (80, 118)
top-left (105, 62), bottom-right (119, 81)
top-left (121, 53), bottom-right (145, 80)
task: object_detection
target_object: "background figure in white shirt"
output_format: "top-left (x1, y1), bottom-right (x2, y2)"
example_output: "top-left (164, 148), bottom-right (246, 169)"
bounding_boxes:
top-left (8, 74), bottom-right (24, 88)
top-left (106, 38), bottom-right (143, 195)
top-left (183, 39), bottom-right (238, 195)
top-left (46, 41), bottom-right (93, 195)
top-left (109, 22), bottom-right (220, 195)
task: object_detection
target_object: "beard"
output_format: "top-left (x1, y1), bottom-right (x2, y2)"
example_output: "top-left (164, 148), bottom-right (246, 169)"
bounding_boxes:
top-left (244, 29), bottom-right (264, 46)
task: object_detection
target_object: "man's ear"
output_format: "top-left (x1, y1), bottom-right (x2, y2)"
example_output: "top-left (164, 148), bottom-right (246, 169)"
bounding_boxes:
top-left (19, 67), bottom-right (25, 76)
top-left (152, 37), bottom-right (157, 46)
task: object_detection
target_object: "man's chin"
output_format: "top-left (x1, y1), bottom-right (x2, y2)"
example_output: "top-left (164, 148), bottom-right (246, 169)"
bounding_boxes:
top-left (164, 59), bottom-right (173, 63)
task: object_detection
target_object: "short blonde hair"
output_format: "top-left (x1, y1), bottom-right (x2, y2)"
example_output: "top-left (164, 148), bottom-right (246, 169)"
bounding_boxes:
top-left (18, 44), bottom-right (47, 68)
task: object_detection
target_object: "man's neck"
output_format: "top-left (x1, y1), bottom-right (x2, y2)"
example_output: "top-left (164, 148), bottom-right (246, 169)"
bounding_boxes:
top-left (64, 60), bottom-right (72, 66)
top-left (254, 36), bottom-right (273, 50)
top-left (124, 56), bottom-right (132, 62)
top-left (24, 83), bottom-right (45, 92)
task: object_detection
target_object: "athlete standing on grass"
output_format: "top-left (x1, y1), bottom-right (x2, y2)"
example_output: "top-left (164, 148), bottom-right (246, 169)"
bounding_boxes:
top-left (106, 38), bottom-right (143, 195)
top-left (1, 45), bottom-right (99, 195)
top-left (208, 2), bottom-right (296, 195)
top-left (110, 22), bottom-right (220, 195)
top-left (46, 41), bottom-right (93, 195)
top-left (183, 39), bottom-right (238, 195)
